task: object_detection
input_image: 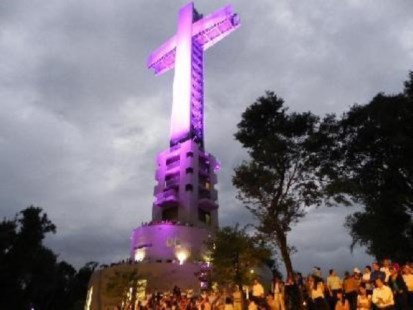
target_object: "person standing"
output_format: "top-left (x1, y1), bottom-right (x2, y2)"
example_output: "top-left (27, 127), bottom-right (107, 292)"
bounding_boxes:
top-left (372, 278), bottom-right (394, 309)
top-left (327, 269), bottom-right (343, 309)
top-left (284, 273), bottom-right (300, 309)
top-left (371, 263), bottom-right (386, 285)
top-left (224, 297), bottom-right (234, 310)
top-left (380, 259), bottom-right (392, 284)
top-left (251, 279), bottom-right (265, 307)
top-left (361, 266), bottom-right (373, 296)
top-left (335, 290), bottom-right (350, 310)
top-left (401, 264), bottom-right (413, 307)
top-left (232, 286), bottom-right (243, 310)
top-left (356, 284), bottom-right (371, 310)
top-left (267, 294), bottom-right (278, 310)
top-left (387, 264), bottom-right (408, 310)
top-left (202, 294), bottom-right (212, 310)
top-left (343, 271), bottom-right (358, 310)
top-left (248, 299), bottom-right (257, 310)
top-left (311, 276), bottom-right (329, 310)
top-left (273, 277), bottom-right (285, 310)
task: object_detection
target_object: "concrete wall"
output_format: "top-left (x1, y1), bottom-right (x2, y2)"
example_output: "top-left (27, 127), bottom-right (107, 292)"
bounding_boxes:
top-left (130, 223), bottom-right (212, 262)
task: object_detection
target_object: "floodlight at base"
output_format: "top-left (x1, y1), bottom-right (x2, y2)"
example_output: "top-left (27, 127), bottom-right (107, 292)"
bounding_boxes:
top-left (175, 249), bottom-right (189, 265)
top-left (134, 249), bottom-right (146, 262)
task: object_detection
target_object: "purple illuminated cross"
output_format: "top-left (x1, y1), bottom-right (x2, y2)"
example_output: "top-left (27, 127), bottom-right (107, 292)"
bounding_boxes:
top-left (147, 2), bottom-right (240, 149)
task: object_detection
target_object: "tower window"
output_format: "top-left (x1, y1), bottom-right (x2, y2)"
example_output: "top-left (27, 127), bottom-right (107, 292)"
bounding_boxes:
top-left (186, 167), bottom-right (194, 174)
top-left (185, 184), bottom-right (193, 191)
top-left (198, 209), bottom-right (211, 225)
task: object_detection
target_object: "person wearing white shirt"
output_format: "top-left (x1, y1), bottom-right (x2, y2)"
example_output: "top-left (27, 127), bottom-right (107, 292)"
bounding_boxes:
top-left (251, 279), bottom-right (265, 306)
top-left (372, 278), bottom-right (394, 309)
top-left (327, 269), bottom-right (343, 292)
top-left (380, 259), bottom-right (392, 283)
top-left (362, 266), bottom-right (373, 294)
top-left (327, 269), bottom-right (342, 309)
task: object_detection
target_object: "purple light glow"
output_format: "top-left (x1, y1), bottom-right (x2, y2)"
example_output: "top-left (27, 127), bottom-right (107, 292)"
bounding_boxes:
top-left (147, 5), bottom-right (240, 75)
top-left (171, 2), bottom-right (193, 144)
top-left (147, 2), bottom-right (240, 147)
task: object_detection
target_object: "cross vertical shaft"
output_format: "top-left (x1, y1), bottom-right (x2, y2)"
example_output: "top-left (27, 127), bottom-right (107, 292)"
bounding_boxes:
top-left (170, 2), bottom-right (202, 147)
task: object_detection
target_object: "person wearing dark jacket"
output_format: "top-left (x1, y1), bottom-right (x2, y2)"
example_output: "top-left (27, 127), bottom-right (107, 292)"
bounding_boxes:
top-left (387, 264), bottom-right (408, 310)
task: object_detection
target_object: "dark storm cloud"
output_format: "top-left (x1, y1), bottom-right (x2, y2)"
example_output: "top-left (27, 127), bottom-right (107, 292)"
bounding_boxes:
top-left (1, 0), bottom-right (412, 273)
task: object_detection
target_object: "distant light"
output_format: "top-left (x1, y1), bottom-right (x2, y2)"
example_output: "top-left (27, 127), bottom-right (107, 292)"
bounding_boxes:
top-left (214, 161), bottom-right (221, 172)
top-left (250, 269), bottom-right (254, 274)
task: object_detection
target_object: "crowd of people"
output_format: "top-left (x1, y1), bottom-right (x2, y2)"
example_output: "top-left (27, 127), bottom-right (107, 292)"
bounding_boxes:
top-left (140, 220), bottom-right (195, 227)
top-left (296, 259), bottom-right (413, 310)
top-left (255, 259), bottom-right (413, 310)
top-left (125, 259), bottom-right (413, 310)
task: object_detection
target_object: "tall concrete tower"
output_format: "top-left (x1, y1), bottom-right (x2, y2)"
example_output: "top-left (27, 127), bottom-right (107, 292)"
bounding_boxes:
top-left (130, 0), bottom-right (240, 267)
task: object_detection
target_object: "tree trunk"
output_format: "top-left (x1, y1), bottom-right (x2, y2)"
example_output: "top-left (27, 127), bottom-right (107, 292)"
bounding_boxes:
top-left (277, 232), bottom-right (304, 310)
top-left (277, 232), bottom-right (293, 276)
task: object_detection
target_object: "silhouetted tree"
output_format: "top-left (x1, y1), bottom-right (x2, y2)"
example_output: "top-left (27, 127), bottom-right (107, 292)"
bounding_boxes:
top-left (326, 72), bottom-right (413, 261)
top-left (0, 206), bottom-right (96, 309)
top-left (206, 225), bottom-right (272, 289)
top-left (233, 92), bottom-right (335, 276)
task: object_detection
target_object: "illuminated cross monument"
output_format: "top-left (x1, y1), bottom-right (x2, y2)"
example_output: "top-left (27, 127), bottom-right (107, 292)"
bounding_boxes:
top-left (130, 2), bottom-right (240, 266)
top-left (86, 4), bottom-right (240, 306)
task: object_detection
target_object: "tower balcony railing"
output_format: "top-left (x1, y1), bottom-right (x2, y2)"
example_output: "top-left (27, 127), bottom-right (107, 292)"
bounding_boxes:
top-left (166, 160), bottom-right (181, 170)
top-left (198, 195), bottom-right (218, 210)
top-left (199, 188), bottom-right (217, 201)
top-left (165, 178), bottom-right (180, 188)
top-left (155, 188), bottom-right (179, 206)
top-left (198, 189), bottom-right (211, 200)
top-left (199, 166), bottom-right (210, 176)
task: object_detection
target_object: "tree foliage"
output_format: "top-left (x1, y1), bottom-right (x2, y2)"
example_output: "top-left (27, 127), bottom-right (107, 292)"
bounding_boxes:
top-left (0, 206), bottom-right (96, 309)
top-left (234, 72), bottom-right (413, 268)
top-left (326, 72), bottom-right (413, 261)
top-left (206, 225), bottom-right (272, 288)
top-left (233, 92), bottom-right (334, 275)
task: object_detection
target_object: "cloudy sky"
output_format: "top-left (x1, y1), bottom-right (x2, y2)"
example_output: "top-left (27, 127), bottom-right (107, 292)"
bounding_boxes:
top-left (1, 0), bottom-right (412, 275)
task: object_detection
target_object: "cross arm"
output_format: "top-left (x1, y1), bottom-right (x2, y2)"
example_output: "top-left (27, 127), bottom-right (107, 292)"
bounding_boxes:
top-left (193, 5), bottom-right (240, 51)
top-left (147, 4), bottom-right (240, 76)
top-left (147, 36), bottom-right (177, 76)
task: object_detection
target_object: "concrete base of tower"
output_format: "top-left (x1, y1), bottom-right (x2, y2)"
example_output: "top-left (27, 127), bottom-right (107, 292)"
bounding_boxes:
top-left (130, 223), bottom-right (213, 263)
top-left (85, 261), bottom-right (204, 310)
top-left (85, 261), bottom-right (274, 310)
